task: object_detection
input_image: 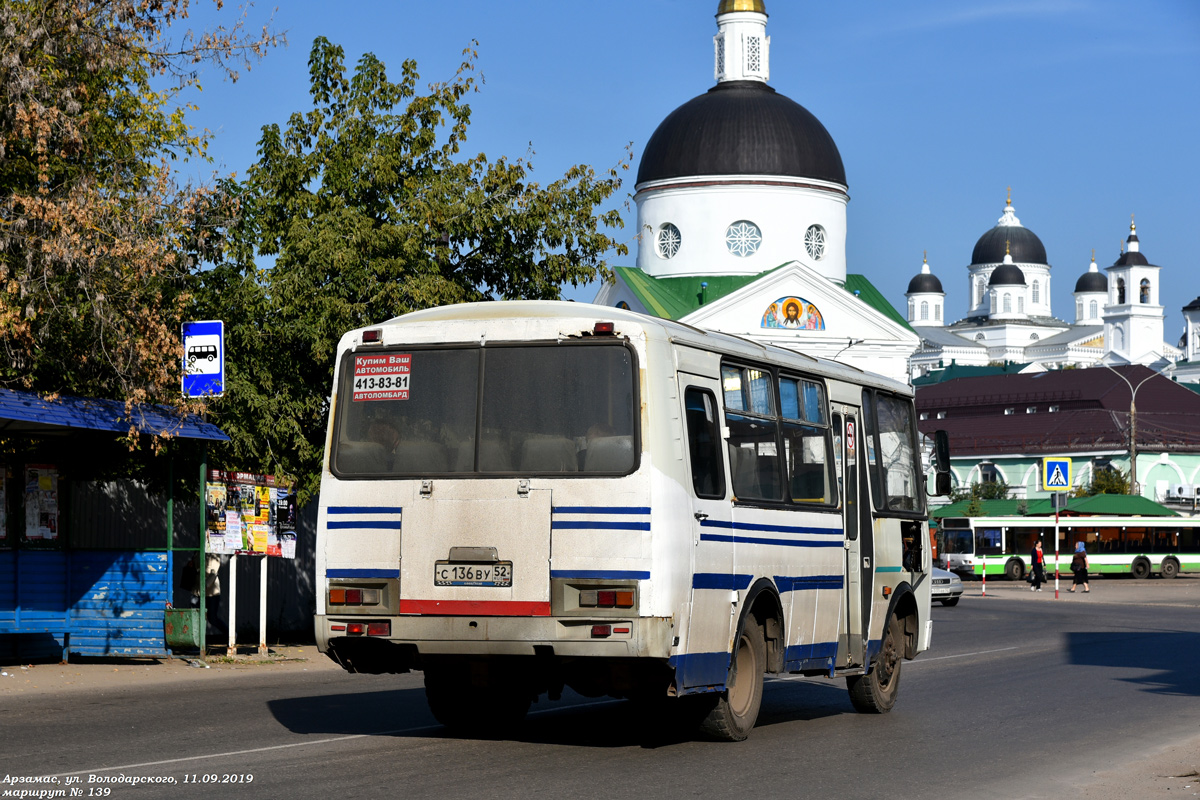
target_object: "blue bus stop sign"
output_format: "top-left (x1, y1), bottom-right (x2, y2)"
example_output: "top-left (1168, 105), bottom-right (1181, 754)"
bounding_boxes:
top-left (182, 320), bottom-right (225, 398)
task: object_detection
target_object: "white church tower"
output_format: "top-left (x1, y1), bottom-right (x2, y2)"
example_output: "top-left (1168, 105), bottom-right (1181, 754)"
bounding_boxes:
top-left (1073, 251), bottom-right (1107, 324)
top-left (1102, 218), bottom-right (1165, 365)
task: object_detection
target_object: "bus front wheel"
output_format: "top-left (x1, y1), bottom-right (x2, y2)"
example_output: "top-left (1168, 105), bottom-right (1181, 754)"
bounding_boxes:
top-left (1161, 558), bottom-right (1180, 579)
top-left (1131, 558), bottom-right (1152, 580)
top-left (847, 614), bottom-right (903, 714)
top-left (699, 618), bottom-right (766, 741)
top-left (1004, 559), bottom-right (1025, 581)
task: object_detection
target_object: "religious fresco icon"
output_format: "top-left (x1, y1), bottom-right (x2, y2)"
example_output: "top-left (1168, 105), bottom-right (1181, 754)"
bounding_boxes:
top-left (761, 296), bottom-right (825, 331)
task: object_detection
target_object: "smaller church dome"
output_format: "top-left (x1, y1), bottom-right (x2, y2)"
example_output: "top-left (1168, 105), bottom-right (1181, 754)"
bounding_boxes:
top-left (1112, 250), bottom-right (1150, 267)
top-left (1183, 297), bottom-right (1200, 312)
top-left (1075, 269), bottom-right (1107, 293)
top-left (989, 263), bottom-right (1026, 286)
top-left (906, 253), bottom-right (943, 294)
top-left (908, 273), bottom-right (943, 294)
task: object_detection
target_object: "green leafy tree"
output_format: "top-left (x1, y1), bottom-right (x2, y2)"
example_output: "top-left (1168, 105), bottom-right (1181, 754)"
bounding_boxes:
top-left (201, 38), bottom-right (630, 500)
top-left (1082, 466), bottom-right (1130, 496)
top-left (0, 0), bottom-right (280, 408)
top-left (950, 480), bottom-right (1011, 504)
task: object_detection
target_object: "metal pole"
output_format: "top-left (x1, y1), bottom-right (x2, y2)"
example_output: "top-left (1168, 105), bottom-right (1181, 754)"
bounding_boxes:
top-left (227, 552), bottom-right (238, 657)
top-left (198, 445), bottom-right (207, 657)
top-left (1054, 502), bottom-right (1061, 599)
top-left (258, 554), bottom-right (268, 655)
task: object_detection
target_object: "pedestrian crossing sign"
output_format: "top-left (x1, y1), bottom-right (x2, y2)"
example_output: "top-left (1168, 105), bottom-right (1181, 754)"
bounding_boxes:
top-left (1043, 458), bottom-right (1072, 491)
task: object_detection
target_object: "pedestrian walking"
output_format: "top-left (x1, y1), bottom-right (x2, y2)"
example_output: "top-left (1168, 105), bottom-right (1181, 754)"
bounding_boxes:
top-left (1069, 542), bottom-right (1090, 593)
top-left (1030, 539), bottom-right (1046, 592)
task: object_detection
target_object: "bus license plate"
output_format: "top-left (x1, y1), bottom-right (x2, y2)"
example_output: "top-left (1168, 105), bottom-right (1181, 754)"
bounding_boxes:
top-left (434, 561), bottom-right (513, 587)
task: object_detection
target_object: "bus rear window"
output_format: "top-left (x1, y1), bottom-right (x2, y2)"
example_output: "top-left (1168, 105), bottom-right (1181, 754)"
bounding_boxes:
top-left (332, 344), bottom-right (637, 477)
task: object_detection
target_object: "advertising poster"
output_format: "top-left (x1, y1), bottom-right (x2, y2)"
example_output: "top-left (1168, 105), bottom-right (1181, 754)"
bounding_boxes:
top-left (24, 465), bottom-right (59, 541)
top-left (205, 471), bottom-right (296, 557)
top-left (204, 479), bottom-right (228, 554)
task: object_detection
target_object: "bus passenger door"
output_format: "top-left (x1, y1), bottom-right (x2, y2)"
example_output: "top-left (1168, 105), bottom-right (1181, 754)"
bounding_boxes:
top-left (836, 409), bottom-right (872, 668)
top-left (679, 377), bottom-right (736, 691)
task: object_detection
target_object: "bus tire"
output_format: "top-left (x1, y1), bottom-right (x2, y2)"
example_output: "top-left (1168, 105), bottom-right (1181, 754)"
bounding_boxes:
top-left (1161, 558), bottom-right (1180, 579)
top-left (1004, 558), bottom-right (1025, 581)
top-left (699, 617), bottom-right (766, 741)
top-left (847, 614), bottom-right (903, 714)
top-left (424, 665), bottom-right (531, 736)
top-left (1131, 558), bottom-right (1152, 580)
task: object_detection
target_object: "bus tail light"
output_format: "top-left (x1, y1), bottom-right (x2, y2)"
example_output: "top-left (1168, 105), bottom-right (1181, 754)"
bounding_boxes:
top-left (367, 622), bottom-right (390, 637)
top-left (591, 625), bottom-right (611, 638)
top-left (361, 329), bottom-right (382, 344)
top-left (329, 587), bottom-right (380, 606)
top-left (579, 589), bottom-right (635, 608)
top-left (347, 623), bottom-right (366, 635)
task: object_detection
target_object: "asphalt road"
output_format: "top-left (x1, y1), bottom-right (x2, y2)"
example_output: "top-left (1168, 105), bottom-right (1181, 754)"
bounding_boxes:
top-left (4, 578), bottom-right (1200, 800)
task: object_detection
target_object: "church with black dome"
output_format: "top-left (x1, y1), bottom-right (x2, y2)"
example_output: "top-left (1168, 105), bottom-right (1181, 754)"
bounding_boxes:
top-left (904, 194), bottom-right (1181, 376)
top-left (595, 0), bottom-right (920, 383)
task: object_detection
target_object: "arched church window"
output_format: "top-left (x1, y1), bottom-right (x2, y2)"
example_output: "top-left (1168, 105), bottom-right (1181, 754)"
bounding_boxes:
top-left (1114, 326), bottom-right (1125, 351)
top-left (655, 223), bottom-right (681, 259)
top-left (975, 333), bottom-right (985, 341)
top-left (1018, 296), bottom-right (1024, 314)
top-left (1076, 301), bottom-right (1083, 320)
top-left (920, 301), bottom-right (928, 320)
top-left (989, 293), bottom-right (996, 315)
top-left (908, 299), bottom-right (914, 319)
top-left (1089, 300), bottom-right (1098, 318)
top-left (935, 304), bottom-right (941, 321)
top-left (804, 225), bottom-right (826, 261)
top-left (1032, 280), bottom-right (1040, 304)
top-left (975, 277), bottom-right (985, 307)
top-left (1140, 279), bottom-right (1151, 303)
top-left (1003, 294), bottom-right (1012, 313)
top-left (725, 220), bottom-right (761, 258)
top-left (715, 35), bottom-right (725, 78)
top-left (1117, 278), bottom-right (1126, 304)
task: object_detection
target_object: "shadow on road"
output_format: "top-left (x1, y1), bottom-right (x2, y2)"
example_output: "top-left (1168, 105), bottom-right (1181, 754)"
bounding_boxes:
top-left (266, 674), bottom-right (853, 748)
top-left (1065, 629), bottom-right (1200, 697)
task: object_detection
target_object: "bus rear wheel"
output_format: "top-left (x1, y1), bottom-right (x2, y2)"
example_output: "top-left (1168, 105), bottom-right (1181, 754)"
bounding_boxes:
top-left (1161, 558), bottom-right (1180, 579)
top-left (699, 618), bottom-right (766, 741)
top-left (1005, 559), bottom-right (1025, 581)
top-left (847, 614), bottom-right (903, 714)
top-left (1131, 558), bottom-right (1152, 580)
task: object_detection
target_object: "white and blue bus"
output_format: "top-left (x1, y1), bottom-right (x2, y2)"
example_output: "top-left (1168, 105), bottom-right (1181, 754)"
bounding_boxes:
top-left (315, 302), bottom-right (947, 740)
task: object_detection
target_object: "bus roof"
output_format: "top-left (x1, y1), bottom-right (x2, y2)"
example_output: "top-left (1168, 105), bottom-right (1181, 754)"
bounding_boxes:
top-left (349, 300), bottom-right (911, 396)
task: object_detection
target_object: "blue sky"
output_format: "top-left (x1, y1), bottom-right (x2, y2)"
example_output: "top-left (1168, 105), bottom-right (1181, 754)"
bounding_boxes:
top-left (174, 0), bottom-right (1200, 335)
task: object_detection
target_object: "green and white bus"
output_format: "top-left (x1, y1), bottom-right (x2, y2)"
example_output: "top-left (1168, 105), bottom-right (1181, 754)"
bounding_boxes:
top-left (939, 515), bottom-right (1200, 580)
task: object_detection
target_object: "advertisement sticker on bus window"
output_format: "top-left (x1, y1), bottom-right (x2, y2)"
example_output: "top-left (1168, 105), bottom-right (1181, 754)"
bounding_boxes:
top-left (353, 354), bottom-right (411, 401)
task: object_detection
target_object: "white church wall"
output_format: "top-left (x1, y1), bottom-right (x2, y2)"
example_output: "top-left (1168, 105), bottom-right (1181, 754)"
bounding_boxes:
top-left (635, 179), bottom-right (848, 283)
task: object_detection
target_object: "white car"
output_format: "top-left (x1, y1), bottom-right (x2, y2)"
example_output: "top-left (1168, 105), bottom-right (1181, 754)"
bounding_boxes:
top-left (932, 567), bottom-right (964, 606)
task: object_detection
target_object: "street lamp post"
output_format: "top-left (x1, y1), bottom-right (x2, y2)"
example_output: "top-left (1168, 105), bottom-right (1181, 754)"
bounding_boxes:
top-left (1100, 364), bottom-right (1163, 496)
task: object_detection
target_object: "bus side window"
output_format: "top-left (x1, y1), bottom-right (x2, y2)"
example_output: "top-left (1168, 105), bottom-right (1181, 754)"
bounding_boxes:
top-left (684, 388), bottom-right (725, 499)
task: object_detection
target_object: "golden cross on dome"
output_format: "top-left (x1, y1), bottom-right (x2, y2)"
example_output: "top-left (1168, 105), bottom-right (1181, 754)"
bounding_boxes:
top-left (1006, 186), bottom-right (1012, 205)
top-left (1130, 213), bottom-right (1136, 232)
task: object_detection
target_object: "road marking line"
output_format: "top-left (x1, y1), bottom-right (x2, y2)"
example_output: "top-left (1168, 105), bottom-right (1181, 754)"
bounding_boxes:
top-left (47, 699), bottom-right (621, 778)
top-left (914, 645), bottom-right (1019, 663)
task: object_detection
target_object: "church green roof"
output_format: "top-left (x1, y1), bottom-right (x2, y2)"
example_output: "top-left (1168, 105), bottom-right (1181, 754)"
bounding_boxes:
top-left (612, 266), bottom-right (913, 333)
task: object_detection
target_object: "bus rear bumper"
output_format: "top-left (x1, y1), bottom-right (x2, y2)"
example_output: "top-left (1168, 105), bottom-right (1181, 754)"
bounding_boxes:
top-left (316, 614), bottom-right (675, 666)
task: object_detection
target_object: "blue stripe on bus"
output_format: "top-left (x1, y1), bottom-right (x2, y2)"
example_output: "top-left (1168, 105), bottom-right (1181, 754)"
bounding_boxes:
top-left (700, 533), bottom-right (843, 548)
top-left (699, 519), bottom-right (842, 536)
top-left (553, 506), bottom-right (651, 515)
top-left (783, 641), bottom-right (839, 674)
top-left (550, 570), bottom-right (650, 580)
top-left (774, 575), bottom-right (844, 592)
top-left (692, 573), bottom-right (754, 590)
top-left (326, 520), bottom-right (403, 530)
top-left (326, 569), bottom-right (400, 578)
top-left (327, 506), bottom-right (403, 514)
top-left (551, 521), bottom-right (651, 531)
